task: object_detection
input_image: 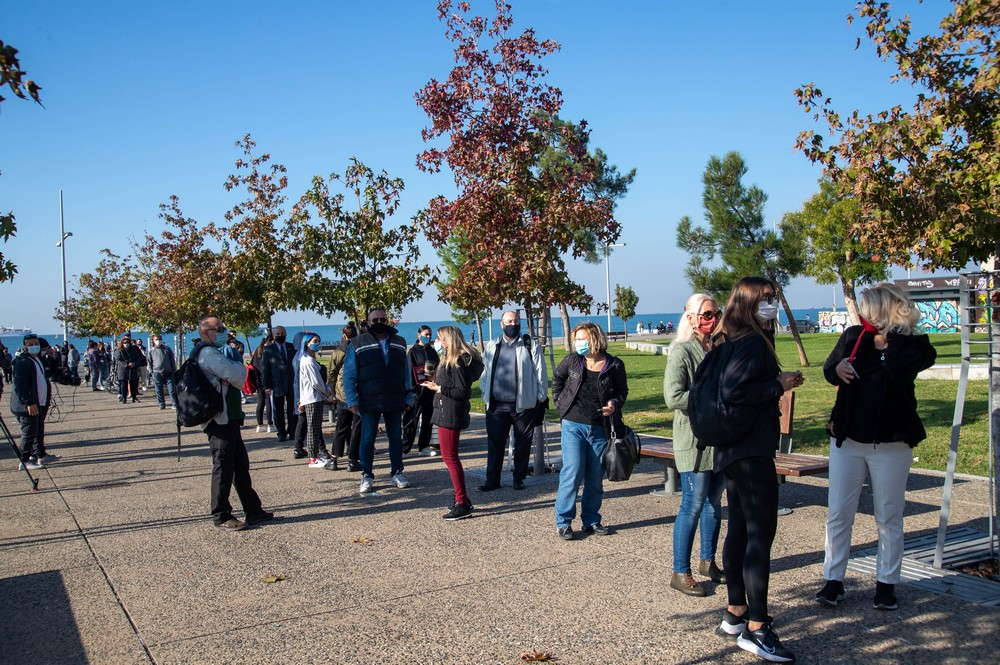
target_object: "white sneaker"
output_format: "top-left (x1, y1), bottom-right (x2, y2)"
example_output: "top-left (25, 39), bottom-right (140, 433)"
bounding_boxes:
top-left (266, 425), bottom-right (274, 433)
top-left (39, 454), bottom-right (61, 464)
top-left (256, 425), bottom-right (265, 433)
top-left (391, 472), bottom-right (411, 489)
top-left (307, 458), bottom-right (326, 468)
top-left (359, 476), bottom-right (374, 494)
top-left (418, 448), bottom-right (438, 457)
top-left (19, 460), bottom-right (44, 471)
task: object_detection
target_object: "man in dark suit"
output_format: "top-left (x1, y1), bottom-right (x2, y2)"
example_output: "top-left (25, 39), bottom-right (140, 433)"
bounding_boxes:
top-left (261, 325), bottom-right (298, 448)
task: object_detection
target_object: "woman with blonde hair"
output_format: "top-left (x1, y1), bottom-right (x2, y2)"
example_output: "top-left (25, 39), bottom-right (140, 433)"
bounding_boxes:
top-left (422, 326), bottom-right (484, 521)
top-left (664, 293), bottom-right (725, 596)
top-left (711, 277), bottom-right (803, 663)
top-left (551, 322), bottom-right (628, 540)
top-left (816, 282), bottom-right (936, 611)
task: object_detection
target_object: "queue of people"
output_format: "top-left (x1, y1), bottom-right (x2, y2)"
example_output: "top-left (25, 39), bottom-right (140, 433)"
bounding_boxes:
top-left (6, 281), bottom-right (938, 663)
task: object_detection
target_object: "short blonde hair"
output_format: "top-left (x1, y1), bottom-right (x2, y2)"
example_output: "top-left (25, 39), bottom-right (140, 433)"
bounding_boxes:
top-left (571, 322), bottom-right (607, 354)
top-left (858, 282), bottom-right (921, 335)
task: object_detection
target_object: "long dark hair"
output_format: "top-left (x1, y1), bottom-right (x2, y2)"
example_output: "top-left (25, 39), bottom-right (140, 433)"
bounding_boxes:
top-left (716, 276), bottom-right (780, 361)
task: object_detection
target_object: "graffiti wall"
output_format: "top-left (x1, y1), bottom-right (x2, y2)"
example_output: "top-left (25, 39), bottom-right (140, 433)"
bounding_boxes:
top-left (915, 300), bottom-right (960, 332)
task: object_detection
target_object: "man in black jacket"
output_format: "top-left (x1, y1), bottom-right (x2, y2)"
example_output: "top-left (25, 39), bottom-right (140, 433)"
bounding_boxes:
top-left (9, 334), bottom-right (60, 470)
top-left (261, 325), bottom-right (298, 445)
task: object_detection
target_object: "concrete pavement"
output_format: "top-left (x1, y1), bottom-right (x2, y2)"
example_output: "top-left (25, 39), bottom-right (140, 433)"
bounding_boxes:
top-left (0, 387), bottom-right (996, 664)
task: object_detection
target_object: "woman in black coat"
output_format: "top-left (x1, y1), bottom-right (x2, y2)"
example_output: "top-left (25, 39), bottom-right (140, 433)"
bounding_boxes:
top-left (422, 325), bottom-right (484, 521)
top-left (551, 322), bottom-right (628, 541)
top-left (816, 282), bottom-right (936, 612)
top-left (711, 277), bottom-right (803, 663)
top-left (114, 335), bottom-right (146, 404)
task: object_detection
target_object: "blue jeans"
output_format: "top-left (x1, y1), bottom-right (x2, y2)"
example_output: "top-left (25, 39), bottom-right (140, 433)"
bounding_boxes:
top-left (673, 469), bottom-right (726, 573)
top-left (554, 420), bottom-right (608, 529)
top-left (359, 411), bottom-right (404, 478)
top-left (152, 372), bottom-right (177, 408)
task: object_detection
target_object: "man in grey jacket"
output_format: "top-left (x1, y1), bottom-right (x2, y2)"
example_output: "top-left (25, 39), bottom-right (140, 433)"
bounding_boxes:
top-left (196, 317), bottom-right (274, 531)
top-left (478, 310), bottom-right (548, 491)
top-left (148, 333), bottom-right (178, 410)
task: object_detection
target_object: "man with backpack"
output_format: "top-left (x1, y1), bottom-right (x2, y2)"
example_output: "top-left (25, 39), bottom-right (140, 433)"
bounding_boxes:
top-left (194, 317), bottom-right (274, 531)
top-left (148, 334), bottom-right (178, 410)
top-left (478, 310), bottom-right (549, 491)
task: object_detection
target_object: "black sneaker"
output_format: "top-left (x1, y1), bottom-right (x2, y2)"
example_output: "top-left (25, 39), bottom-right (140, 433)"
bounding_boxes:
top-left (582, 523), bottom-right (611, 536)
top-left (478, 482), bottom-right (501, 492)
top-left (816, 579), bottom-right (846, 606)
top-left (443, 502), bottom-right (473, 521)
top-left (737, 620), bottom-right (795, 662)
top-left (716, 609), bottom-right (748, 639)
top-left (512, 478), bottom-right (526, 490)
top-left (347, 460), bottom-right (362, 472)
top-left (873, 582), bottom-right (898, 611)
top-left (245, 511), bottom-right (276, 526)
top-left (292, 448), bottom-right (308, 459)
top-left (557, 526), bottom-right (574, 541)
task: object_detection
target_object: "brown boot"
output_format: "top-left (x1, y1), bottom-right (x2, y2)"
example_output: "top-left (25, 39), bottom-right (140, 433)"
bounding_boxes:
top-left (699, 560), bottom-right (726, 584)
top-left (670, 572), bottom-right (706, 597)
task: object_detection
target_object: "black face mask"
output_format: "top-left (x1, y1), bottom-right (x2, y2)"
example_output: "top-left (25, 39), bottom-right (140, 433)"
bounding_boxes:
top-left (274, 335), bottom-right (286, 344)
top-left (503, 323), bottom-right (521, 339)
top-left (369, 322), bottom-right (388, 336)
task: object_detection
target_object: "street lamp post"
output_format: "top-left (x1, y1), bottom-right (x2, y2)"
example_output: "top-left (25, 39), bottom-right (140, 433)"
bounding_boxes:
top-left (604, 242), bottom-right (626, 334)
top-left (56, 190), bottom-right (73, 345)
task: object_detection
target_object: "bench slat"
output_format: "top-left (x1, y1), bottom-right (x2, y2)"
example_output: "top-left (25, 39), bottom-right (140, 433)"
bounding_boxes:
top-left (638, 439), bottom-right (828, 477)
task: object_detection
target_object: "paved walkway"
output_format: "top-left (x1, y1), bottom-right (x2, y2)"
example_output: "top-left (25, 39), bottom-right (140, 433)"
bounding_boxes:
top-left (1, 388), bottom-right (997, 664)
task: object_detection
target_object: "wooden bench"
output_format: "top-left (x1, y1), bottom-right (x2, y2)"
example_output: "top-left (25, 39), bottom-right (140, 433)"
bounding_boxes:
top-left (640, 392), bottom-right (830, 496)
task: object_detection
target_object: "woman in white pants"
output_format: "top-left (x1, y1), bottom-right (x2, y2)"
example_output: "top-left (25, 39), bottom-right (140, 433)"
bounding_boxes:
top-left (816, 283), bottom-right (936, 611)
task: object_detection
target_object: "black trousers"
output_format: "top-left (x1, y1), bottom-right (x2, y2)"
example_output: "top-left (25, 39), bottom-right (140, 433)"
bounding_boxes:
top-left (206, 420), bottom-right (264, 524)
top-left (272, 391), bottom-right (297, 438)
top-left (17, 405), bottom-right (48, 460)
top-left (722, 456), bottom-right (779, 623)
top-left (484, 401), bottom-right (536, 484)
top-left (119, 370), bottom-right (139, 401)
top-left (255, 387), bottom-right (272, 426)
top-left (402, 399), bottom-right (434, 452)
top-left (333, 404), bottom-right (361, 460)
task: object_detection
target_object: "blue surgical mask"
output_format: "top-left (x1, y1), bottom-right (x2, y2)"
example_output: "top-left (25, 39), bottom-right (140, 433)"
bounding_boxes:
top-left (26, 345), bottom-right (40, 355)
top-left (433, 342), bottom-right (445, 356)
top-left (419, 335), bottom-right (430, 345)
top-left (212, 336), bottom-right (227, 349)
top-left (308, 342), bottom-right (321, 352)
top-left (574, 340), bottom-right (590, 356)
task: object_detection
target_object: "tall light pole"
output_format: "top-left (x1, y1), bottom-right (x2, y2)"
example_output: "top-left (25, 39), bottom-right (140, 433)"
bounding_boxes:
top-left (605, 242), bottom-right (626, 334)
top-left (56, 190), bottom-right (73, 344)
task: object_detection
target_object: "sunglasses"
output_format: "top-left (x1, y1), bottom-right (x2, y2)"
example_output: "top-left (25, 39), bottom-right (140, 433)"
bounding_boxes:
top-left (761, 294), bottom-right (776, 304)
top-left (207, 326), bottom-right (227, 334)
top-left (698, 310), bottom-right (720, 322)
top-left (369, 317), bottom-right (388, 324)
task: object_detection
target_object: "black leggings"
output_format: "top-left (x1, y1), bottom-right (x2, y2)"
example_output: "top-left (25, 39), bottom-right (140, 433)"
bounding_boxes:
top-left (722, 456), bottom-right (779, 623)
top-left (255, 387), bottom-right (272, 426)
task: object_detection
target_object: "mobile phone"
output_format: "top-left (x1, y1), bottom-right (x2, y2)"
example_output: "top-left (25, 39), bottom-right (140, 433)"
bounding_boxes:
top-left (845, 361), bottom-right (859, 378)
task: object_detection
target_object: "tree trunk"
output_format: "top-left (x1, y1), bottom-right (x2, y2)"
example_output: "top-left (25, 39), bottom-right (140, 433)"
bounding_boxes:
top-left (474, 311), bottom-right (485, 350)
top-left (777, 288), bottom-right (810, 367)
top-left (840, 275), bottom-right (861, 326)
top-left (623, 319), bottom-right (628, 342)
top-left (558, 303), bottom-right (572, 352)
top-left (524, 300), bottom-right (536, 339)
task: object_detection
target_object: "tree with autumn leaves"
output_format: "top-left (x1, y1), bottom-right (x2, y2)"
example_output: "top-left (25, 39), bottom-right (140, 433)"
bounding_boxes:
top-left (415, 0), bottom-right (620, 337)
top-left (795, 0), bottom-right (1000, 269)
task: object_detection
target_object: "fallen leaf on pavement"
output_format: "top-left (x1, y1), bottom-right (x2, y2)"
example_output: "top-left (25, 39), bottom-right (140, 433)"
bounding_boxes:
top-left (520, 650), bottom-right (556, 662)
top-left (351, 536), bottom-right (374, 545)
top-left (262, 574), bottom-right (288, 583)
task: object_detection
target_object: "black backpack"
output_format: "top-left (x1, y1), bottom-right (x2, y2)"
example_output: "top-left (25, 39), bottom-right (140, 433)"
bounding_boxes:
top-left (174, 343), bottom-right (223, 428)
top-left (687, 336), bottom-right (755, 449)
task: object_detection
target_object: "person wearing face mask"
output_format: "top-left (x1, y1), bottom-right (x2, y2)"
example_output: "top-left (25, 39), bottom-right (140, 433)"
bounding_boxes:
top-left (195, 317), bottom-right (274, 531)
top-left (478, 310), bottom-right (549, 491)
top-left (261, 325), bottom-right (299, 448)
top-left (816, 283), bottom-right (935, 612)
top-left (551, 322), bottom-right (627, 540)
top-left (710, 277), bottom-right (803, 664)
top-left (403, 325), bottom-right (440, 456)
top-left (298, 334), bottom-right (334, 468)
top-left (9, 334), bottom-right (60, 470)
top-left (148, 334), bottom-right (178, 410)
top-left (663, 293), bottom-right (726, 596)
top-left (114, 335), bottom-right (146, 404)
top-left (342, 307), bottom-right (416, 494)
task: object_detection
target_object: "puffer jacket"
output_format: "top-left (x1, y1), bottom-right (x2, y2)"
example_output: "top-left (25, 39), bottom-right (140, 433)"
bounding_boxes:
top-left (431, 354), bottom-right (485, 430)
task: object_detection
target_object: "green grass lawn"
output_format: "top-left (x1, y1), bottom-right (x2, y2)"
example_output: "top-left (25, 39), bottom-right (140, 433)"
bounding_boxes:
top-left (470, 333), bottom-right (991, 477)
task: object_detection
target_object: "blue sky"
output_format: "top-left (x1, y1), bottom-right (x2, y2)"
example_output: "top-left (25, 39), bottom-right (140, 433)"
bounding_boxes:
top-left (1, 1), bottom-right (955, 332)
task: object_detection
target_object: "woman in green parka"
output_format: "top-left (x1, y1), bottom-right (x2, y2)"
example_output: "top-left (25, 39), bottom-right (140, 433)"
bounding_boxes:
top-left (663, 292), bottom-right (726, 597)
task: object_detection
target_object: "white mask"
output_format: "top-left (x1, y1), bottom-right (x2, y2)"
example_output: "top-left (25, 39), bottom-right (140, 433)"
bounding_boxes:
top-left (756, 301), bottom-right (780, 322)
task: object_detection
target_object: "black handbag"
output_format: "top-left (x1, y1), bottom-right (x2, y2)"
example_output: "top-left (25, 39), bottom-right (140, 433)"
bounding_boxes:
top-left (603, 418), bottom-right (640, 482)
